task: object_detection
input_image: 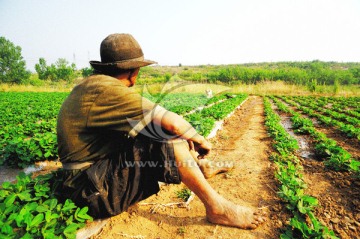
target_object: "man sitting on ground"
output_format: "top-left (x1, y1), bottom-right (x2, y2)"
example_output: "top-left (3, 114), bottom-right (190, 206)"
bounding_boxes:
top-left (55, 33), bottom-right (265, 229)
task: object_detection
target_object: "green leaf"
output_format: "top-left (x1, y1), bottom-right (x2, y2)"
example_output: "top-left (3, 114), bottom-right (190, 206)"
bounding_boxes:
top-left (0, 189), bottom-right (10, 200)
top-left (303, 195), bottom-right (318, 206)
top-left (35, 150), bottom-right (43, 157)
top-left (4, 194), bottom-right (16, 207)
top-left (350, 160), bottom-right (360, 171)
top-left (1, 224), bottom-right (14, 235)
top-left (279, 228), bottom-right (293, 239)
top-left (45, 210), bottom-right (60, 222)
top-left (30, 213), bottom-right (44, 228)
top-left (74, 207), bottom-right (93, 222)
top-left (1, 182), bottom-right (11, 189)
top-left (24, 212), bottom-right (34, 231)
top-left (44, 198), bottom-right (58, 210)
top-left (63, 223), bottom-right (80, 239)
top-left (20, 232), bottom-right (34, 239)
top-left (42, 229), bottom-right (56, 239)
top-left (44, 151), bottom-right (52, 158)
top-left (17, 190), bottom-right (32, 201)
top-left (3, 203), bottom-right (17, 216)
top-left (7, 211), bottom-right (18, 222)
top-left (36, 205), bottom-right (49, 213)
top-left (307, 212), bottom-right (322, 232)
top-left (61, 199), bottom-right (76, 213)
top-left (16, 212), bottom-right (25, 227)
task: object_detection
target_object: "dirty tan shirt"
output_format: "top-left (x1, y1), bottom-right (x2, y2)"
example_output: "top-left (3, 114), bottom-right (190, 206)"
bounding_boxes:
top-left (57, 74), bottom-right (155, 164)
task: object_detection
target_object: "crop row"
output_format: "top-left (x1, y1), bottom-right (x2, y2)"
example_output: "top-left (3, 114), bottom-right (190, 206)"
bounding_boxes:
top-left (289, 96), bottom-right (360, 127)
top-left (309, 96), bottom-right (360, 119)
top-left (264, 97), bottom-right (337, 239)
top-left (184, 94), bottom-right (248, 137)
top-left (280, 96), bottom-right (360, 140)
top-left (270, 96), bottom-right (359, 175)
top-left (301, 96), bottom-right (359, 110)
top-left (315, 96), bottom-right (359, 111)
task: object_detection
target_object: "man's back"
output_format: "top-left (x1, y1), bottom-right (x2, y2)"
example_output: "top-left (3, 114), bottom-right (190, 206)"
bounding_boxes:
top-left (57, 74), bottom-right (153, 165)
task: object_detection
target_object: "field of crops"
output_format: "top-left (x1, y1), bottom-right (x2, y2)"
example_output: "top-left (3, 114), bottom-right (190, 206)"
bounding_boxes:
top-left (0, 92), bottom-right (359, 238)
top-left (0, 91), bottom-right (248, 238)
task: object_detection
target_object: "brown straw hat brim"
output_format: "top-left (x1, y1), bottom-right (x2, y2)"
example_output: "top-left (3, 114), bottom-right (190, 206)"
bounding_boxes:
top-left (90, 58), bottom-right (157, 71)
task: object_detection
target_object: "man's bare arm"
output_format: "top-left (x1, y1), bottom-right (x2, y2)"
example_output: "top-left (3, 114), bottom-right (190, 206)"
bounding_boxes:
top-left (151, 105), bottom-right (211, 157)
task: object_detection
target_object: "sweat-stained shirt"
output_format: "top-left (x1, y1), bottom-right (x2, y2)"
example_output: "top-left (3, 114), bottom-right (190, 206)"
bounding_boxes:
top-left (57, 74), bottom-right (155, 165)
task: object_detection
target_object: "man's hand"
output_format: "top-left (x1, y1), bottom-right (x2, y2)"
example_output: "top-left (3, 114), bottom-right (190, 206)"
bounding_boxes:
top-left (194, 139), bottom-right (212, 159)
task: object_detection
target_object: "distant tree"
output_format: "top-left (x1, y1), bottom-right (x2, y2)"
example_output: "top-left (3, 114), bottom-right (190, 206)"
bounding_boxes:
top-left (35, 57), bottom-right (77, 82)
top-left (0, 36), bottom-right (30, 84)
top-left (35, 58), bottom-right (50, 80)
top-left (349, 66), bottom-right (360, 84)
top-left (53, 58), bottom-right (76, 82)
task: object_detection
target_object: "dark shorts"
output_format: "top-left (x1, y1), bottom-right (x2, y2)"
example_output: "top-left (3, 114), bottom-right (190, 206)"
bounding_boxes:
top-left (55, 134), bottom-right (181, 219)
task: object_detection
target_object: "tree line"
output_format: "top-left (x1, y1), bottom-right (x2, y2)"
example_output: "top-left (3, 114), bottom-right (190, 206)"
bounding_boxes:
top-left (1, 36), bottom-right (360, 86)
top-left (177, 62), bottom-right (360, 85)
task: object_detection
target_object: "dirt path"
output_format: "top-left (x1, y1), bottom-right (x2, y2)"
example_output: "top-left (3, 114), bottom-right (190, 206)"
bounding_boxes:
top-left (91, 96), bottom-right (282, 239)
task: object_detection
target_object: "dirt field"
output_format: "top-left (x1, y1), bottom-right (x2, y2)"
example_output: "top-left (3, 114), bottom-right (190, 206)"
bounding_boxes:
top-left (87, 96), bottom-right (287, 239)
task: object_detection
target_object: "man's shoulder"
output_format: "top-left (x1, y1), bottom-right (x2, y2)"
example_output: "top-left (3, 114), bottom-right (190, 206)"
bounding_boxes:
top-left (74, 74), bottom-right (129, 95)
top-left (84, 74), bottom-right (124, 87)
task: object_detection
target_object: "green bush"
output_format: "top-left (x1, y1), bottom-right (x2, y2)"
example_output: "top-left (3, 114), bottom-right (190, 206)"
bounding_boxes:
top-left (81, 67), bottom-right (93, 78)
top-left (307, 79), bottom-right (318, 92)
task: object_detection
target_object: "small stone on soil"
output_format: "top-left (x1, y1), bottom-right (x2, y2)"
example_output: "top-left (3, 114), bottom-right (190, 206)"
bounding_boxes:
top-left (331, 218), bottom-right (340, 224)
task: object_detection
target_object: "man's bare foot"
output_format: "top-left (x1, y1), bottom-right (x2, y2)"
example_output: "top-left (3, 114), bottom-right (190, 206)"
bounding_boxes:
top-left (206, 199), bottom-right (266, 229)
top-left (198, 159), bottom-right (234, 179)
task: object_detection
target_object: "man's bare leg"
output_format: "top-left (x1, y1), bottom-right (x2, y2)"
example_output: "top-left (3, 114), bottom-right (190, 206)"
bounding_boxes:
top-left (172, 140), bottom-right (265, 229)
top-left (189, 150), bottom-right (234, 179)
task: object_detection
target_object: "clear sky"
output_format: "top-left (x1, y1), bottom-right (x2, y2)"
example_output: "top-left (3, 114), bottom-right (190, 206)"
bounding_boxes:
top-left (1, 0), bottom-right (360, 71)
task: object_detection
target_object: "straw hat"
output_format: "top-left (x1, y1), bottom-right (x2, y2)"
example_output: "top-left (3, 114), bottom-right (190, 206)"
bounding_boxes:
top-left (90, 33), bottom-right (157, 71)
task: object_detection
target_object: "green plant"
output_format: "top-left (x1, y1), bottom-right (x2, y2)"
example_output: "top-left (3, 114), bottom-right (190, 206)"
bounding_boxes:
top-left (0, 172), bottom-right (93, 239)
top-left (81, 67), bottom-right (93, 78)
top-left (307, 79), bottom-right (318, 92)
top-left (177, 227), bottom-right (185, 235)
top-left (333, 79), bottom-right (340, 95)
top-left (264, 97), bottom-right (338, 239)
top-left (176, 188), bottom-right (192, 202)
top-left (0, 92), bottom-right (67, 167)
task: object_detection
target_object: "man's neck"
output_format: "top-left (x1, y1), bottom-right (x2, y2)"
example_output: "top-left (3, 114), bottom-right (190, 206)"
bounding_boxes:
top-left (118, 78), bottom-right (132, 87)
